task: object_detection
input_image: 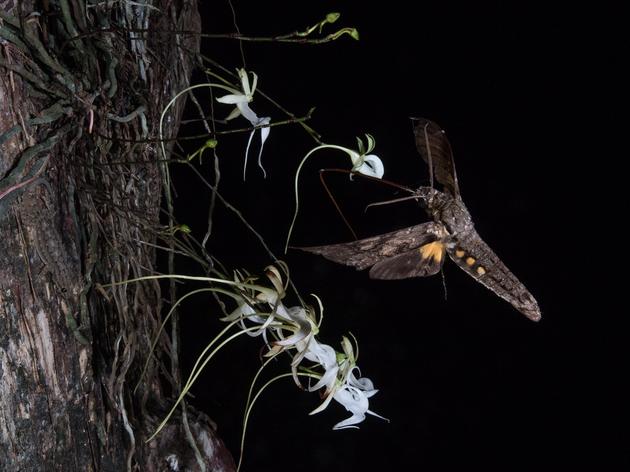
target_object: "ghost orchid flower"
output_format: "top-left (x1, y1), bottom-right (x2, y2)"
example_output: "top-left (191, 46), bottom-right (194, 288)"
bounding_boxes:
top-left (309, 336), bottom-right (387, 429)
top-left (220, 266), bottom-right (287, 338)
top-left (215, 68), bottom-right (259, 121)
top-left (273, 307), bottom-right (334, 388)
top-left (351, 134), bottom-right (384, 178)
top-left (216, 68), bottom-right (271, 179)
top-left (273, 305), bottom-right (314, 349)
top-left (302, 339), bottom-right (339, 393)
top-left (331, 367), bottom-right (386, 430)
top-left (300, 133), bottom-right (384, 179)
top-left (224, 300), bottom-right (276, 338)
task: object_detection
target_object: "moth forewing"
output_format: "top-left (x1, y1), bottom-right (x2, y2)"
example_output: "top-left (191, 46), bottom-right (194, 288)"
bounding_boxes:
top-left (296, 222), bottom-right (445, 272)
top-left (446, 232), bottom-right (541, 321)
top-left (411, 117), bottom-right (460, 197)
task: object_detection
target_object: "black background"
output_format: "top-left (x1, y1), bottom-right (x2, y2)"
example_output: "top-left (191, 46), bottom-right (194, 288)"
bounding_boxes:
top-left (167, 1), bottom-right (624, 470)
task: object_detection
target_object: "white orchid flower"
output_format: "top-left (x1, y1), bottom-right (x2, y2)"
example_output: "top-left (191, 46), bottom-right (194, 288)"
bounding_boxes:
top-left (308, 336), bottom-right (387, 429)
top-left (270, 305), bottom-right (323, 388)
top-left (302, 339), bottom-right (339, 393)
top-left (215, 68), bottom-right (258, 120)
top-left (220, 267), bottom-right (287, 338)
top-left (216, 68), bottom-right (271, 180)
top-left (351, 134), bottom-right (384, 178)
top-left (331, 367), bottom-right (386, 430)
top-left (225, 301), bottom-right (275, 339)
top-left (300, 133), bottom-right (384, 179)
top-left (273, 305), bottom-right (313, 348)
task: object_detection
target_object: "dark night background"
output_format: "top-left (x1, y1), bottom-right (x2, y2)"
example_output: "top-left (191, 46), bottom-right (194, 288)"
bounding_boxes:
top-left (166, 1), bottom-right (623, 470)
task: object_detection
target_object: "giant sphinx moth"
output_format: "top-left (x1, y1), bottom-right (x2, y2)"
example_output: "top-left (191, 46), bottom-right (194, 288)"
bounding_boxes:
top-left (299, 118), bottom-right (541, 321)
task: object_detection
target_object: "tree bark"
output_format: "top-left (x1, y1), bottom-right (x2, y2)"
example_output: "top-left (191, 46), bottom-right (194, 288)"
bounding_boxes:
top-left (0, 1), bottom-right (234, 470)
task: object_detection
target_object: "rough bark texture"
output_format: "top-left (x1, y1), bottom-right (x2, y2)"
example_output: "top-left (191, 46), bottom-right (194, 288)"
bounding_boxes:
top-left (0, 1), bottom-right (234, 470)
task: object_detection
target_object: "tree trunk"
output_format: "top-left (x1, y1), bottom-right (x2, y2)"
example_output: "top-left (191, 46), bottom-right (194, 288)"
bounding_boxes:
top-left (0, 1), bottom-right (234, 470)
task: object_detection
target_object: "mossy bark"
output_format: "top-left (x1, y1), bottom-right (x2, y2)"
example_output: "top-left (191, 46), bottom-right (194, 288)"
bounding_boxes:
top-left (0, 1), bottom-right (234, 470)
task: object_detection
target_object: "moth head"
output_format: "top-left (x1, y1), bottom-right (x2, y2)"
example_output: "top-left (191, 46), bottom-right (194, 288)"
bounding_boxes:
top-left (436, 198), bottom-right (473, 235)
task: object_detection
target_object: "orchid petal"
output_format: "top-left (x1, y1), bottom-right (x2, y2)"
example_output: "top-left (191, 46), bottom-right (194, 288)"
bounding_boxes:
top-left (365, 134), bottom-right (376, 154)
top-left (366, 409), bottom-right (389, 422)
top-left (274, 305), bottom-right (312, 347)
top-left (243, 129), bottom-right (256, 181)
top-left (309, 387), bottom-right (337, 415)
top-left (216, 93), bottom-right (247, 105)
top-left (265, 265), bottom-right (286, 299)
top-left (347, 149), bottom-right (362, 167)
top-left (222, 302), bottom-right (275, 338)
top-left (290, 334), bottom-right (314, 367)
top-left (289, 331), bottom-right (320, 388)
top-left (249, 71), bottom-right (258, 95)
top-left (309, 364), bottom-right (339, 393)
top-left (303, 340), bottom-right (338, 392)
top-left (237, 102), bottom-right (258, 124)
top-left (225, 106), bottom-right (242, 121)
top-left (257, 117), bottom-right (271, 178)
top-left (275, 329), bottom-right (309, 347)
top-left (237, 68), bottom-right (251, 96)
top-left (347, 371), bottom-right (378, 398)
top-left (274, 321), bottom-right (310, 346)
top-left (255, 284), bottom-right (280, 305)
top-left (289, 349), bottom-right (309, 388)
top-left (249, 310), bottom-right (277, 337)
top-left (340, 335), bottom-right (355, 361)
top-left (332, 386), bottom-right (369, 429)
top-left (332, 414), bottom-right (365, 430)
top-left (284, 305), bottom-right (308, 322)
top-left (222, 302), bottom-right (260, 323)
top-left (356, 136), bottom-right (365, 155)
top-left (356, 154), bottom-right (384, 178)
top-left (304, 340), bottom-right (337, 368)
top-left (242, 115), bottom-right (270, 180)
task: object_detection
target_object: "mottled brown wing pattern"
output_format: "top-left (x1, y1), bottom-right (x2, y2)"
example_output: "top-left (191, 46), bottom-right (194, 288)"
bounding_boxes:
top-left (412, 117), bottom-right (460, 196)
top-left (369, 240), bottom-right (445, 279)
top-left (297, 222), bottom-right (445, 272)
top-left (446, 230), bottom-right (541, 321)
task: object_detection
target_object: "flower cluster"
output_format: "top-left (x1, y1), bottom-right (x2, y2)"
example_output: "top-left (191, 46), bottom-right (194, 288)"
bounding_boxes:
top-left (224, 265), bottom-right (386, 429)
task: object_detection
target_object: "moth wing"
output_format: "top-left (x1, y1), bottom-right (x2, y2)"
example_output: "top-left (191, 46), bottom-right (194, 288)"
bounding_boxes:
top-left (446, 232), bottom-right (542, 321)
top-left (369, 241), bottom-right (446, 279)
top-left (296, 222), bottom-right (443, 271)
top-left (411, 117), bottom-right (460, 197)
